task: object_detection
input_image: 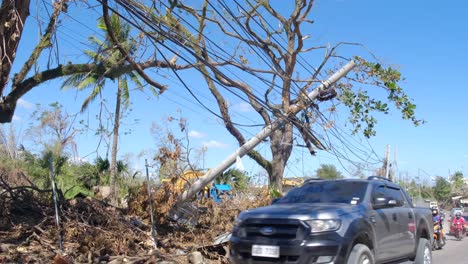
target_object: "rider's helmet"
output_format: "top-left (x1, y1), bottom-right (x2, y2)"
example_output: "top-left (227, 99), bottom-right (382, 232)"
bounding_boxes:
top-left (432, 208), bottom-right (438, 216)
top-left (455, 211), bottom-right (461, 219)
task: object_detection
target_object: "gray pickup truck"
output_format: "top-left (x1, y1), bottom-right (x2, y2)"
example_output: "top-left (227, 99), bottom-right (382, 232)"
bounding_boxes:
top-left (229, 176), bottom-right (433, 264)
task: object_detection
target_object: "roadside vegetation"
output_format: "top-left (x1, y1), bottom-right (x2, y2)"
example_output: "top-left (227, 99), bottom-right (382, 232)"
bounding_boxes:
top-left (1, 0), bottom-right (463, 263)
top-left (1, 119), bottom-right (466, 262)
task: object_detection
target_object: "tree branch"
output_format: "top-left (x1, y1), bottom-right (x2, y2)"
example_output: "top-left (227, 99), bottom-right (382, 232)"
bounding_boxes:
top-left (12, 0), bottom-right (67, 89)
top-left (186, 3), bottom-right (273, 171)
top-left (0, 59), bottom-right (196, 123)
top-left (101, 0), bottom-right (167, 93)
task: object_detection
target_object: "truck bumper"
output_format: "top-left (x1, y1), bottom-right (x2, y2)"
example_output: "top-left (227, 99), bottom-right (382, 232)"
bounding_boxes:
top-left (229, 235), bottom-right (349, 264)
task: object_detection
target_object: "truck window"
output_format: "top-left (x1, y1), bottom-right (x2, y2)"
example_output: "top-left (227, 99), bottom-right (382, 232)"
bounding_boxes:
top-left (371, 185), bottom-right (386, 204)
top-left (372, 185), bottom-right (405, 207)
top-left (276, 181), bottom-right (368, 204)
top-left (384, 187), bottom-right (405, 207)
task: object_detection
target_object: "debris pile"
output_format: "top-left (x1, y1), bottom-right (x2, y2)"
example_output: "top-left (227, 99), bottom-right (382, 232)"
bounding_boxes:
top-left (0, 169), bottom-right (272, 263)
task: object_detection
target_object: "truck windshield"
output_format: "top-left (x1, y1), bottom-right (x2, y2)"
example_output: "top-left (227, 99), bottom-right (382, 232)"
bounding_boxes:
top-left (276, 181), bottom-right (368, 205)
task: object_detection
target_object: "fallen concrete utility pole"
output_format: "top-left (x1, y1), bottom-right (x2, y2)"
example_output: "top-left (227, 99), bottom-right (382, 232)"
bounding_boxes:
top-left (177, 60), bottom-right (357, 205)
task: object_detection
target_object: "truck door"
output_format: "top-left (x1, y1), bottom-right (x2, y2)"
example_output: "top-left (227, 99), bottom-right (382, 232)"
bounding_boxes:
top-left (386, 186), bottom-right (416, 256)
top-left (371, 185), bottom-right (399, 261)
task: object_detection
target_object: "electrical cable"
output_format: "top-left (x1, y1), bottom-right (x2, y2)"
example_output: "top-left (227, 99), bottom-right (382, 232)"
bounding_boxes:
top-left (89, 1), bottom-right (382, 176)
top-left (103, 0), bottom-right (299, 128)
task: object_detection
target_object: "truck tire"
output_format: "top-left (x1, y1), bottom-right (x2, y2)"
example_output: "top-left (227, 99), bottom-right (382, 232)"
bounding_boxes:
top-left (414, 238), bottom-right (432, 264)
top-left (347, 244), bottom-right (374, 264)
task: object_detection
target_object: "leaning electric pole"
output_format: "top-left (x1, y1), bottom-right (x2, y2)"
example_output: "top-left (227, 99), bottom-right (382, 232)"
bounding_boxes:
top-left (176, 60), bottom-right (357, 205)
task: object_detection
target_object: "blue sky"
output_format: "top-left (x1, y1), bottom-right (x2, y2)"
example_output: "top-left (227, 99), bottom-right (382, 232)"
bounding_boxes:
top-left (4, 0), bottom-right (468, 183)
top-left (315, 0), bottom-right (468, 180)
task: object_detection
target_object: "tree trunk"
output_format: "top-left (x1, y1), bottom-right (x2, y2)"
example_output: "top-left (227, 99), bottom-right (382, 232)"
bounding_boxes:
top-left (269, 154), bottom-right (286, 193)
top-left (0, 0), bottom-right (30, 95)
top-left (268, 124), bottom-right (294, 193)
top-left (109, 78), bottom-right (122, 202)
top-left (0, 97), bottom-right (16, 123)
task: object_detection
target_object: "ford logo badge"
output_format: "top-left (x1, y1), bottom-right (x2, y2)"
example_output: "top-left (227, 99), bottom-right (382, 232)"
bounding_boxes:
top-left (259, 226), bottom-right (276, 235)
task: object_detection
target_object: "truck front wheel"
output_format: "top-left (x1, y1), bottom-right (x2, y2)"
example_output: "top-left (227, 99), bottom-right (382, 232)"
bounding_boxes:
top-left (346, 244), bottom-right (374, 264)
top-left (414, 238), bottom-right (432, 264)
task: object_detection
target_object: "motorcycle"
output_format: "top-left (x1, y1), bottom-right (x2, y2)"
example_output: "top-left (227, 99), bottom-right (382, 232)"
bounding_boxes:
top-left (454, 222), bottom-right (464, 241)
top-left (433, 222), bottom-right (446, 250)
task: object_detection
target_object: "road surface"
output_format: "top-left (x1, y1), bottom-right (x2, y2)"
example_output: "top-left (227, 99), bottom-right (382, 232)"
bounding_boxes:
top-left (401, 222), bottom-right (468, 263)
top-left (431, 231), bottom-right (468, 263)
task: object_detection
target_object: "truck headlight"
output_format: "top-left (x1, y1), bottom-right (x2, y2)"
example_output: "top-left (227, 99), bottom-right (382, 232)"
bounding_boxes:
top-left (233, 217), bottom-right (244, 227)
top-left (232, 216), bottom-right (246, 237)
top-left (305, 219), bottom-right (341, 233)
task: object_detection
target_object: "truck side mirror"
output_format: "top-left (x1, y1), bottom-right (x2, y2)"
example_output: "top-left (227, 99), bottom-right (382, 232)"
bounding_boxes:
top-left (373, 197), bottom-right (395, 209)
top-left (387, 199), bottom-right (398, 207)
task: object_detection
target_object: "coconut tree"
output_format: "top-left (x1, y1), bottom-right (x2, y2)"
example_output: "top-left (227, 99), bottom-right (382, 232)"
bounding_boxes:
top-left (62, 13), bottom-right (156, 200)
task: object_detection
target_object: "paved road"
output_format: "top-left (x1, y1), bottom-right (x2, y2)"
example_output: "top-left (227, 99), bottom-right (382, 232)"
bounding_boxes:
top-left (431, 231), bottom-right (468, 263)
top-left (401, 222), bottom-right (468, 263)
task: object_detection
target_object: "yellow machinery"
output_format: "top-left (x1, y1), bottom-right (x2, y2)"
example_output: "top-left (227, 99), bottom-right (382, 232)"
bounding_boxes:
top-left (282, 178), bottom-right (304, 192)
top-left (161, 170), bottom-right (210, 192)
top-left (161, 169), bottom-right (233, 202)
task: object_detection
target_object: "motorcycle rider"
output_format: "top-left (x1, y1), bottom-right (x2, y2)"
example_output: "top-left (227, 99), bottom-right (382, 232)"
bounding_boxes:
top-left (432, 208), bottom-right (441, 223)
top-left (432, 208), bottom-right (445, 242)
top-left (452, 211), bottom-right (465, 234)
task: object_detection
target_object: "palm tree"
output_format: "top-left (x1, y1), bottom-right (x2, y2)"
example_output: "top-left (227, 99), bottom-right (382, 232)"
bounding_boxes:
top-left (95, 156), bottom-right (110, 174)
top-left (61, 13), bottom-right (156, 200)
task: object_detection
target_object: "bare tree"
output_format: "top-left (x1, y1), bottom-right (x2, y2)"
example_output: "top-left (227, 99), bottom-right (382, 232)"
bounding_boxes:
top-left (108, 0), bottom-right (422, 192)
top-left (0, 124), bottom-right (23, 160)
top-left (150, 113), bottom-right (203, 180)
top-left (26, 103), bottom-right (79, 157)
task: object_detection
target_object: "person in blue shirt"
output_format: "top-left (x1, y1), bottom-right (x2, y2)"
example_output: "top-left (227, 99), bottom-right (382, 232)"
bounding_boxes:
top-left (432, 208), bottom-right (441, 223)
top-left (432, 207), bottom-right (446, 246)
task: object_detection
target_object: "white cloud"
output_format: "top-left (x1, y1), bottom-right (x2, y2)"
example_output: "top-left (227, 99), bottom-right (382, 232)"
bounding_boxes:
top-left (203, 140), bottom-right (229, 149)
top-left (188, 130), bottom-right (206, 139)
top-left (232, 102), bottom-right (254, 113)
top-left (17, 98), bottom-right (33, 109)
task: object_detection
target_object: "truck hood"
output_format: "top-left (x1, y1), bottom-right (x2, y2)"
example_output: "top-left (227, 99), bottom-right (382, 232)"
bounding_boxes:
top-left (239, 203), bottom-right (359, 220)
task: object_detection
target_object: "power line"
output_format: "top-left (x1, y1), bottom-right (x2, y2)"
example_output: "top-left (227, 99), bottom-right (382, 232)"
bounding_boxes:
top-left (223, 0), bottom-right (322, 95)
top-left (109, 0), bottom-right (347, 149)
top-left (42, 0), bottom-right (106, 39)
top-left (92, 1), bottom-right (381, 176)
top-left (147, 67), bottom-right (265, 129)
top-left (122, 0), bottom-right (289, 106)
top-left (104, 0), bottom-right (307, 128)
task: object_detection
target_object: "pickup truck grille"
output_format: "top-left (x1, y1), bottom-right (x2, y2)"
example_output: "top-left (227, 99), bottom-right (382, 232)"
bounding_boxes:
top-left (240, 218), bottom-right (306, 240)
